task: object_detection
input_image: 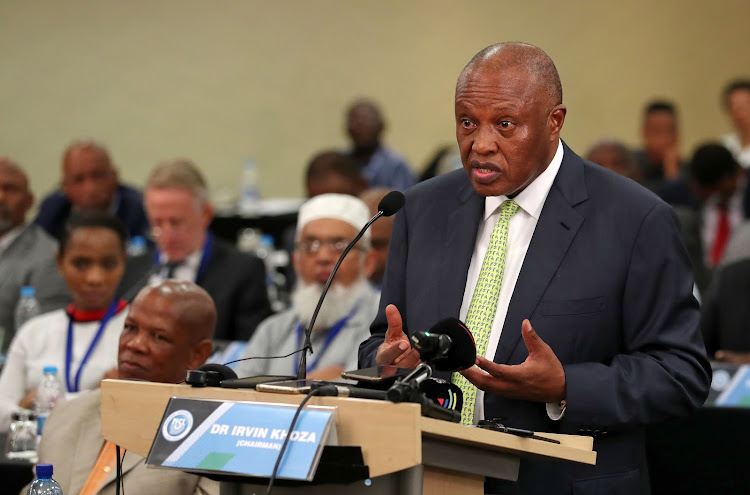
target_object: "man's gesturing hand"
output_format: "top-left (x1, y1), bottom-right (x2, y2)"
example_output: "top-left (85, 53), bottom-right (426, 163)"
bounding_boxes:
top-left (461, 319), bottom-right (566, 403)
top-left (375, 304), bottom-right (421, 368)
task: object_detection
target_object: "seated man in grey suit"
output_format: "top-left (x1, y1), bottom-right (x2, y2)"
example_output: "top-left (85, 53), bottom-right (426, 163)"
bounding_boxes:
top-left (236, 193), bottom-right (379, 381)
top-left (30, 280), bottom-right (219, 495)
top-left (118, 158), bottom-right (272, 341)
top-left (0, 158), bottom-right (69, 349)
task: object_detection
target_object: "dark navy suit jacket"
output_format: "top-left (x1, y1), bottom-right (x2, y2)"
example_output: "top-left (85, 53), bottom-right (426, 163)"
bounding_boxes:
top-left (34, 184), bottom-right (150, 240)
top-left (117, 236), bottom-right (272, 341)
top-left (359, 144), bottom-right (711, 494)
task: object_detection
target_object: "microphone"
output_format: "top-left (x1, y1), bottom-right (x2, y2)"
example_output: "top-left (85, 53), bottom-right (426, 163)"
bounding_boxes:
top-left (411, 318), bottom-right (476, 372)
top-left (296, 191), bottom-right (406, 379)
top-left (185, 363), bottom-right (238, 387)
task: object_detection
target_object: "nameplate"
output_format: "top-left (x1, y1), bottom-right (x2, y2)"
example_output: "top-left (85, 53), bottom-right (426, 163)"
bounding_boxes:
top-left (715, 364), bottom-right (750, 407)
top-left (146, 397), bottom-right (337, 481)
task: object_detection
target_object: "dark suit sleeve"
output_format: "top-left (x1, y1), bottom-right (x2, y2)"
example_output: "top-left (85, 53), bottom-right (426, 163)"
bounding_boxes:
top-left (358, 202), bottom-right (409, 367)
top-left (231, 255), bottom-right (273, 340)
top-left (562, 202), bottom-right (711, 428)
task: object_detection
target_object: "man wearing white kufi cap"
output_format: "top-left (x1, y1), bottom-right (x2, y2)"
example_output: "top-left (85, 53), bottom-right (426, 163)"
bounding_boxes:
top-left (236, 194), bottom-right (379, 380)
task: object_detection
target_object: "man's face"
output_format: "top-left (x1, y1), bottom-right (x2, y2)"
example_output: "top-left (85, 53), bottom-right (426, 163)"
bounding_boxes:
top-left (727, 89), bottom-right (750, 133)
top-left (293, 218), bottom-right (370, 287)
top-left (118, 290), bottom-right (202, 383)
top-left (62, 148), bottom-right (118, 210)
top-left (643, 112), bottom-right (678, 161)
top-left (0, 163), bottom-right (32, 234)
top-left (144, 187), bottom-right (213, 262)
top-left (455, 65), bottom-right (565, 197)
top-left (347, 105), bottom-right (382, 150)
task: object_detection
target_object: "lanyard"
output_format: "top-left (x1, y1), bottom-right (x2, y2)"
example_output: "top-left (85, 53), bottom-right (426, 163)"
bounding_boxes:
top-left (153, 232), bottom-right (213, 282)
top-left (294, 302), bottom-right (360, 374)
top-left (65, 298), bottom-right (120, 394)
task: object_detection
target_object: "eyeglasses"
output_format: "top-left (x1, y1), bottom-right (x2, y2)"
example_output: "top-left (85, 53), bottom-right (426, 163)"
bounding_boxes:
top-left (296, 239), bottom-right (354, 255)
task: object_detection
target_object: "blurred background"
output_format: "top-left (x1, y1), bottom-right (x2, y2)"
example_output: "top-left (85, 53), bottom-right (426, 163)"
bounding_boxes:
top-left (1, 0), bottom-right (748, 202)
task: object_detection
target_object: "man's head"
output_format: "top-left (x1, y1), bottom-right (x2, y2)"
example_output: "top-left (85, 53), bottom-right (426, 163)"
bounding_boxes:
top-left (586, 139), bottom-right (640, 182)
top-left (144, 159), bottom-right (214, 262)
top-left (0, 158), bottom-right (33, 235)
top-left (689, 143), bottom-right (740, 203)
top-left (305, 150), bottom-right (368, 198)
top-left (119, 280), bottom-right (216, 383)
top-left (722, 79), bottom-right (750, 135)
top-left (641, 100), bottom-right (679, 163)
top-left (346, 99), bottom-right (385, 152)
top-left (455, 42), bottom-right (566, 197)
top-left (292, 193), bottom-right (376, 330)
top-left (359, 187), bottom-right (394, 285)
top-left (61, 141), bottom-right (119, 211)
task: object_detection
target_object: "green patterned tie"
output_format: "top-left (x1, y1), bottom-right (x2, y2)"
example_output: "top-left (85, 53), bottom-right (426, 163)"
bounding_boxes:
top-left (452, 199), bottom-right (519, 425)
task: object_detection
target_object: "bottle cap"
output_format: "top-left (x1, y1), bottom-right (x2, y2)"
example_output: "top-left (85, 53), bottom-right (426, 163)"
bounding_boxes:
top-left (35, 463), bottom-right (53, 478)
top-left (43, 365), bottom-right (58, 374)
top-left (20, 286), bottom-right (35, 298)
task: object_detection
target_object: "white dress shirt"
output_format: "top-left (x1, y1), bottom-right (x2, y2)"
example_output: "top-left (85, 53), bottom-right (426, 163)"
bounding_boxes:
top-left (150, 249), bottom-right (202, 284)
top-left (459, 140), bottom-right (564, 422)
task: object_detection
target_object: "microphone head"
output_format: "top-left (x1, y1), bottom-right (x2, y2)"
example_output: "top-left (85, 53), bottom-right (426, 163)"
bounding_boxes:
top-left (419, 377), bottom-right (463, 412)
top-left (378, 191), bottom-right (405, 217)
top-left (425, 318), bottom-right (476, 372)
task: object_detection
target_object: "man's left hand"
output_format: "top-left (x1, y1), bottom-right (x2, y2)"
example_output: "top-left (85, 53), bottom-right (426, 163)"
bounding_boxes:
top-left (461, 319), bottom-right (566, 403)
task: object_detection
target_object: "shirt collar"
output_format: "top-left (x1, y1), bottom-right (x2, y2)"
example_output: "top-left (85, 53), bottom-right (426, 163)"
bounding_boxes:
top-left (483, 140), bottom-right (564, 220)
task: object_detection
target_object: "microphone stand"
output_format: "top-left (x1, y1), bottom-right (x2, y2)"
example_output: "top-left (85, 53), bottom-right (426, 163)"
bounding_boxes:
top-left (296, 210), bottom-right (385, 380)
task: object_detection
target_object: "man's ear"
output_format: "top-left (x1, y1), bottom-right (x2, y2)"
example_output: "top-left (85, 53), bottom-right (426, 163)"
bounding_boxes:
top-left (548, 104), bottom-right (567, 139)
top-left (363, 249), bottom-right (377, 279)
top-left (189, 339), bottom-right (214, 370)
top-left (200, 201), bottom-right (215, 229)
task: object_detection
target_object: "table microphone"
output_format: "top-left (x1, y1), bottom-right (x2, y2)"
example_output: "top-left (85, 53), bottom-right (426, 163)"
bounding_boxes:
top-left (411, 317), bottom-right (476, 372)
top-left (296, 190), bottom-right (405, 379)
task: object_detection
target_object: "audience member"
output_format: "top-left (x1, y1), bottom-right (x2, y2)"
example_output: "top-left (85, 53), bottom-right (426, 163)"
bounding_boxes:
top-left (345, 99), bottom-right (417, 191)
top-left (359, 187), bottom-right (395, 287)
top-left (661, 143), bottom-right (742, 268)
top-left (306, 150), bottom-right (367, 198)
top-left (34, 140), bottom-right (149, 240)
top-left (236, 194), bottom-right (378, 381)
top-left (0, 158), bottom-right (69, 346)
top-left (30, 280), bottom-right (219, 495)
top-left (586, 139), bottom-right (642, 183)
top-left (0, 212), bottom-right (128, 430)
top-left (118, 159), bottom-right (271, 341)
top-left (702, 258), bottom-right (750, 364)
top-left (721, 79), bottom-right (750, 169)
top-left (633, 100), bottom-right (687, 193)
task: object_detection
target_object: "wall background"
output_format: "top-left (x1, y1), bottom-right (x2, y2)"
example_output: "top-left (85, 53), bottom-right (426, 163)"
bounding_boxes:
top-left (1, 0), bottom-right (748, 204)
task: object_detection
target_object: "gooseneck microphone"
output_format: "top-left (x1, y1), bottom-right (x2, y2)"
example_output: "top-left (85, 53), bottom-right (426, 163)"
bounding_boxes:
top-left (411, 317), bottom-right (477, 372)
top-left (296, 190), bottom-right (405, 379)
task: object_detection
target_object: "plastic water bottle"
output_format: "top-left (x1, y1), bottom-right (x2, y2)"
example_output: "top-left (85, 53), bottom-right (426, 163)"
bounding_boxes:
top-left (238, 157), bottom-right (261, 216)
top-left (28, 464), bottom-right (63, 494)
top-left (15, 286), bottom-right (41, 331)
top-left (34, 366), bottom-right (65, 435)
top-left (126, 235), bottom-right (148, 256)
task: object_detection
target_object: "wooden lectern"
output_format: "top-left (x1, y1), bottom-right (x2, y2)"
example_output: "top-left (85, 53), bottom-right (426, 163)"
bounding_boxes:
top-left (101, 380), bottom-right (596, 495)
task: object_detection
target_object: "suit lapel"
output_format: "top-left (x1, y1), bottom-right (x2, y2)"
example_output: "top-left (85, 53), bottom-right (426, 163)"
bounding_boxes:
top-left (0, 227), bottom-right (31, 287)
top-left (438, 179), bottom-right (484, 320)
top-left (493, 145), bottom-right (588, 364)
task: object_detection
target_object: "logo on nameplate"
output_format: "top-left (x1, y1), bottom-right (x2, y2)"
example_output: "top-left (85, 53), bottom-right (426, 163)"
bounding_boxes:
top-left (162, 410), bottom-right (194, 442)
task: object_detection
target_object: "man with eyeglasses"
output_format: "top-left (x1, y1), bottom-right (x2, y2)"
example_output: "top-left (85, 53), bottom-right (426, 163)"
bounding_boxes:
top-left (117, 158), bottom-right (272, 341)
top-left (235, 193), bottom-right (379, 380)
